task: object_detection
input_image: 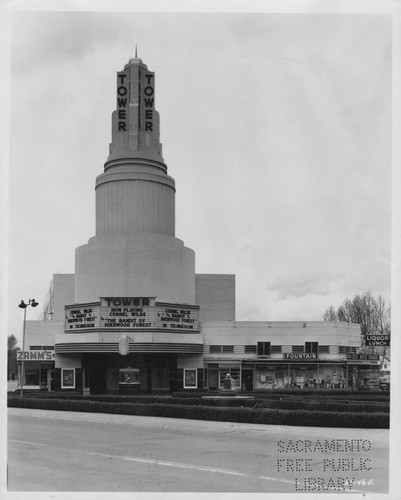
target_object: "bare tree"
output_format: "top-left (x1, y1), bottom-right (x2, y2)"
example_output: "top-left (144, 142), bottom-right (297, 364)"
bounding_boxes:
top-left (38, 280), bottom-right (54, 321)
top-left (323, 291), bottom-right (391, 362)
top-left (7, 335), bottom-right (19, 380)
top-left (323, 305), bottom-right (337, 322)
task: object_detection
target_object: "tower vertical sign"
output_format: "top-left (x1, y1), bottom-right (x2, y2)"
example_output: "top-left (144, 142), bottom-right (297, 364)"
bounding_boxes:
top-left (117, 71), bottom-right (129, 132)
top-left (141, 71), bottom-right (155, 132)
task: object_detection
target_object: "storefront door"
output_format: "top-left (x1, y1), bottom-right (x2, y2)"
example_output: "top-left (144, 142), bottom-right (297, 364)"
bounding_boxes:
top-left (151, 367), bottom-right (170, 392)
top-left (50, 370), bottom-right (56, 391)
top-left (89, 368), bottom-right (107, 394)
top-left (208, 369), bottom-right (219, 390)
top-left (146, 368), bottom-right (152, 394)
top-left (242, 369), bottom-right (253, 391)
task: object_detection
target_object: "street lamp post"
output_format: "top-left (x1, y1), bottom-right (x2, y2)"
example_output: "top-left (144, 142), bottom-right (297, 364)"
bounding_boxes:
top-left (18, 299), bottom-right (39, 397)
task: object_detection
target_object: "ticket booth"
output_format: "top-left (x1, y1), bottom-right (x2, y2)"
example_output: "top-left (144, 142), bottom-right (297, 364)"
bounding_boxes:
top-left (119, 368), bottom-right (141, 394)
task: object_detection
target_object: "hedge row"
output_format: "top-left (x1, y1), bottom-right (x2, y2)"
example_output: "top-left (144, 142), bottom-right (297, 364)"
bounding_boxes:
top-left (259, 400), bottom-right (389, 413)
top-left (172, 391), bottom-right (390, 402)
top-left (172, 389), bottom-right (389, 399)
top-left (15, 393), bottom-right (389, 413)
top-left (8, 396), bottom-right (389, 428)
top-left (106, 396), bottom-right (389, 413)
top-left (24, 391), bottom-right (390, 403)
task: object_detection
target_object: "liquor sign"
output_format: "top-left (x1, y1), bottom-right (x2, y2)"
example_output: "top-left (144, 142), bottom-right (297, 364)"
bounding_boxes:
top-left (283, 353), bottom-right (319, 360)
top-left (17, 350), bottom-right (55, 361)
top-left (347, 354), bottom-right (380, 361)
top-left (65, 305), bottom-right (100, 330)
top-left (157, 305), bottom-right (200, 331)
top-left (365, 335), bottom-right (390, 346)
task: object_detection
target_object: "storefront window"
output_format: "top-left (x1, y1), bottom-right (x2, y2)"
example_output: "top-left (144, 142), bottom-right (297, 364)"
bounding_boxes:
top-left (255, 367), bottom-right (275, 389)
top-left (19, 363), bottom-right (53, 389)
top-left (274, 369), bottom-right (286, 388)
top-left (356, 367), bottom-right (379, 390)
top-left (255, 366), bottom-right (292, 389)
top-left (219, 368), bottom-right (240, 389)
top-left (24, 367), bottom-right (39, 386)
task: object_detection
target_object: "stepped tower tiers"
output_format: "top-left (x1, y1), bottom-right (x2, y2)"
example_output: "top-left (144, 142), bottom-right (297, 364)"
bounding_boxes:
top-left (75, 56), bottom-right (196, 304)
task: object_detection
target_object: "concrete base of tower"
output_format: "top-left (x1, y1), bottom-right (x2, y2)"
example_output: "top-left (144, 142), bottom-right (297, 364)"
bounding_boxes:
top-left (74, 233), bottom-right (195, 304)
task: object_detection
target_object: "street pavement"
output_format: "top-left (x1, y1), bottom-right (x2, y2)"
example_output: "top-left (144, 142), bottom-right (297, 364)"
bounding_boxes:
top-left (7, 408), bottom-right (389, 494)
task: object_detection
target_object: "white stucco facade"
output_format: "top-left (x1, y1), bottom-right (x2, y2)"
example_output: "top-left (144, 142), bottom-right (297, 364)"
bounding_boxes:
top-left (75, 233), bottom-right (195, 304)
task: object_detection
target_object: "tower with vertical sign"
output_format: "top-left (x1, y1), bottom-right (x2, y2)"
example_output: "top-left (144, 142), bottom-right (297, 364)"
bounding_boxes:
top-left (75, 56), bottom-right (195, 305)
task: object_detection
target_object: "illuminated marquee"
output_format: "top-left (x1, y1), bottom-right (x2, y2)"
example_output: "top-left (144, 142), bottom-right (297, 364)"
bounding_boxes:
top-left (65, 305), bottom-right (100, 330)
top-left (100, 304), bottom-right (156, 329)
top-left (157, 305), bottom-right (199, 331)
top-left (64, 299), bottom-right (200, 332)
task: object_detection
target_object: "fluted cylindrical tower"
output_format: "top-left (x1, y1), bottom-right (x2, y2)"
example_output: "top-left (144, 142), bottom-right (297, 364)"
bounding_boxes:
top-left (75, 56), bottom-right (195, 304)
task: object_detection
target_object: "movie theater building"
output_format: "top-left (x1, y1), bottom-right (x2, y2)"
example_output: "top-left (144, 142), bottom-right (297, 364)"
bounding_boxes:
top-left (17, 55), bottom-right (380, 393)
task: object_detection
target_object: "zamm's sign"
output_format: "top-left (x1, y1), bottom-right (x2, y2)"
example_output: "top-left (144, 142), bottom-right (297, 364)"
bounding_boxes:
top-left (17, 350), bottom-right (55, 361)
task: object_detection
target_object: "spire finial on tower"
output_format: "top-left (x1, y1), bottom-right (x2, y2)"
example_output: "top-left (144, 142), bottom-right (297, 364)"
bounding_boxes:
top-left (135, 45), bottom-right (138, 58)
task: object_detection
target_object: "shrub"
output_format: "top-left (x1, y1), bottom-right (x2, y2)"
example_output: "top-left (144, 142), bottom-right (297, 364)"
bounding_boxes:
top-left (7, 395), bottom-right (389, 429)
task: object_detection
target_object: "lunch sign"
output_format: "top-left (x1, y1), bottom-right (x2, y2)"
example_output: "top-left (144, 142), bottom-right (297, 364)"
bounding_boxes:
top-left (65, 298), bottom-right (200, 333)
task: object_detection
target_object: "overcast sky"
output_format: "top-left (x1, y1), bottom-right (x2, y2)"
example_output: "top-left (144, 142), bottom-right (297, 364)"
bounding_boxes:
top-left (5, 7), bottom-right (393, 343)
